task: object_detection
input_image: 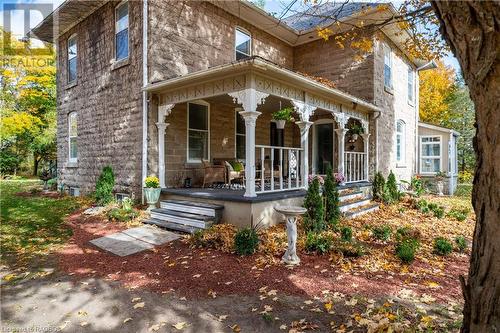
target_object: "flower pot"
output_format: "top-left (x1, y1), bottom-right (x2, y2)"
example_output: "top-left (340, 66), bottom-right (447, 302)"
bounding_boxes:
top-left (436, 181), bottom-right (444, 196)
top-left (351, 133), bottom-right (359, 141)
top-left (144, 187), bottom-right (161, 210)
top-left (275, 120), bottom-right (286, 129)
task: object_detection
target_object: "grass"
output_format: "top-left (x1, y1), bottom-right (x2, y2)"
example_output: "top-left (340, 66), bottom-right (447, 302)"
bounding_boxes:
top-left (0, 180), bottom-right (86, 265)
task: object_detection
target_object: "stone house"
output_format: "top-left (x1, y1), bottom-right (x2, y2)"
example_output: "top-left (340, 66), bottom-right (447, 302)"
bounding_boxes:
top-left (30, 1), bottom-right (456, 229)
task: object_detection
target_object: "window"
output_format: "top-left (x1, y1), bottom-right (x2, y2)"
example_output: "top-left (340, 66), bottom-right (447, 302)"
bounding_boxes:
top-left (235, 110), bottom-right (246, 160)
top-left (67, 35), bottom-right (77, 83)
top-left (115, 1), bottom-right (129, 61)
top-left (69, 187), bottom-right (80, 197)
top-left (420, 136), bottom-right (441, 173)
top-left (235, 28), bottom-right (251, 60)
top-left (188, 101), bottom-right (209, 162)
top-left (384, 44), bottom-right (392, 89)
top-left (68, 112), bottom-right (78, 163)
top-left (396, 120), bottom-right (405, 164)
top-left (408, 66), bottom-right (415, 103)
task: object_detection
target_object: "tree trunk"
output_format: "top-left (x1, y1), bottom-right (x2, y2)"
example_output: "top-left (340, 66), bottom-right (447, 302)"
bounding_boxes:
top-left (33, 154), bottom-right (40, 176)
top-left (431, 2), bottom-right (500, 332)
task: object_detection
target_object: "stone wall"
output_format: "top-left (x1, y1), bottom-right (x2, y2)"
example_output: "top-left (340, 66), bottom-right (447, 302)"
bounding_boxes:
top-left (56, 1), bottom-right (143, 197)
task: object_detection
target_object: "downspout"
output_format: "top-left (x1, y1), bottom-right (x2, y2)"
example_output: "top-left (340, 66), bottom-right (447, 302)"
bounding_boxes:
top-left (141, 0), bottom-right (148, 203)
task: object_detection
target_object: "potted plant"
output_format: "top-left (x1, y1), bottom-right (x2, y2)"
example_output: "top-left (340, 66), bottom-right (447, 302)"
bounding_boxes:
top-left (272, 107), bottom-right (294, 129)
top-left (435, 171), bottom-right (447, 196)
top-left (144, 176), bottom-right (161, 210)
top-left (347, 123), bottom-right (364, 141)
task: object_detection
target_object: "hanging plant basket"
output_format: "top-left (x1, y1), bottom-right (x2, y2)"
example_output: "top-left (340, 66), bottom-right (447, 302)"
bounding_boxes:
top-left (275, 119), bottom-right (286, 129)
top-left (272, 107), bottom-right (294, 129)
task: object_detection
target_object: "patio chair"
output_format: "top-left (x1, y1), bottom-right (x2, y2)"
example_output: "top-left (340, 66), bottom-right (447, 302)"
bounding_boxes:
top-left (201, 160), bottom-right (226, 188)
top-left (224, 161), bottom-right (245, 185)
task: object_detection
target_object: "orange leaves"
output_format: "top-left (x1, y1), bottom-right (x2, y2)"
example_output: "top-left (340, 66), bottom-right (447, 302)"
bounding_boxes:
top-left (317, 27), bottom-right (333, 41)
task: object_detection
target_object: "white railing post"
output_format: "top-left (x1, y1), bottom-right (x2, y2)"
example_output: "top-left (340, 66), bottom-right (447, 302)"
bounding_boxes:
top-left (361, 133), bottom-right (370, 181)
top-left (296, 121), bottom-right (313, 189)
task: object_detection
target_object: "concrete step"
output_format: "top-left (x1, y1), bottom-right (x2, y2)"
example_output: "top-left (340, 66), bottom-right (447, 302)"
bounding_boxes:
top-left (339, 196), bottom-right (373, 212)
top-left (344, 202), bottom-right (380, 219)
top-left (143, 218), bottom-right (201, 234)
top-left (160, 200), bottom-right (223, 222)
top-left (150, 208), bottom-right (214, 229)
top-left (339, 190), bottom-right (364, 203)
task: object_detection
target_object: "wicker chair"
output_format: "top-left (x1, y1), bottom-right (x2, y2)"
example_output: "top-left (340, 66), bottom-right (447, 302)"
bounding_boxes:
top-left (201, 160), bottom-right (226, 188)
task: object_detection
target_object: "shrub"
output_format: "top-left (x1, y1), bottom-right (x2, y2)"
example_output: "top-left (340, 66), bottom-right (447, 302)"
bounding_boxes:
top-left (305, 232), bottom-right (333, 254)
top-left (144, 176), bottom-right (160, 188)
top-left (432, 206), bottom-right (445, 219)
top-left (107, 207), bottom-right (138, 222)
top-left (234, 227), bottom-right (259, 255)
top-left (373, 172), bottom-right (385, 201)
top-left (384, 170), bottom-right (402, 204)
top-left (121, 197), bottom-right (133, 211)
top-left (47, 178), bottom-right (58, 190)
top-left (455, 236), bottom-right (467, 252)
top-left (340, 226), bottom-right (352, 242)
top-left (189, 224), bottom-right (237, 252)
top-left (410, 176), bottom-right (425, 196)
top-left (395, 239), bottom-right (419, 263)
top-left (303, 177), bottom-right (325, 232)
top-left (323, 166), bottom-right (340, 228)
top-left (433, 237), bottom-right (453, 256)
top-left (416, 199), bottom-right (430, 213)
top-left (447, 208), bottom-right (469, 221)
top-left (372, 225), bottom-right (392, 241)
top-left (95, 166), bottom-right (115, 205)
top-left (395, 227), bottom-right (421, 243)
top-left (335, 241), bottom-right (366, 257)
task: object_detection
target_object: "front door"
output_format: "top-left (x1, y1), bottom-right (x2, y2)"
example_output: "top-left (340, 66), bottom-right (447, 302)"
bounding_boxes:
top-left (314, 123), bottom-right (334, 175)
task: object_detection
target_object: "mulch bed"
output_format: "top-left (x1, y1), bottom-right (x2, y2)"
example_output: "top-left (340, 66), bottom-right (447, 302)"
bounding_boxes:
top-left (56, 213), bottom-right (468, 302)
top-left (16, 191), bottom-right (62, 198)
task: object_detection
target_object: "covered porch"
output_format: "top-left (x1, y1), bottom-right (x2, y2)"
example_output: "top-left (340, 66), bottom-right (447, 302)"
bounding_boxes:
top-left (145, 57), bottom-right (380, 199)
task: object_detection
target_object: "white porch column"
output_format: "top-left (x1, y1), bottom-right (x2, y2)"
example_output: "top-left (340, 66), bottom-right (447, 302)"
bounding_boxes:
top-left (229, 89), bottom-right (268, 197)
top-left (296, 121), bottom-right (313, 188)
top-left (157, 103), bottom-right (174, 188)
top-left (333, 113), bottom-right (348, 185)
top-left (361, 120), bottom-right (370, 181)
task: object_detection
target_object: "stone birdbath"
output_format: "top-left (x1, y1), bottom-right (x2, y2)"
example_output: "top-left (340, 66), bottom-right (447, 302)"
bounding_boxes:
top-left (274, 205), bottom-right (307, 265)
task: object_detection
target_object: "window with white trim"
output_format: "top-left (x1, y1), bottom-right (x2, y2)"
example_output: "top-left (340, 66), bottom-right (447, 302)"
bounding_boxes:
top-left (188, 101), bottom-right (209, 162)
top-left (67, 35), bottom-right (77, 83)
top-left (408, 66), bottom-right (415, 103)
top-left (235, 28), bottom-right (251, 60)
top-left (396, 120), bottom-right (405, 164)
top-left (68, 112), bottom-right (78, 162)
top-left (420, 136), bottom-right (441, 173)
top-left (384, 44), bottom-right (392, 89)
top-left (235, 110), bottom-right (245, 160)
top-left (115, 1), bottom-right (129, 61)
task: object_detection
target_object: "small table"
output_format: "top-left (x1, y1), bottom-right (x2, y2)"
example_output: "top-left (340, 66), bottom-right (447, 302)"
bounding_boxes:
top-left (274, 205), bottom-right (307, 265)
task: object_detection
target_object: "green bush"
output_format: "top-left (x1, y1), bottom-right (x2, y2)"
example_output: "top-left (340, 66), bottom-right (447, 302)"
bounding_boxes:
top-left (416, 199), bottom-right (429, 213)
top-left (95, 166), bottom-right (115, 205)
top-left (47, 178), bottom-right (58, 190)
top-left (395, 226), bottom-right (421, 243)
top-left (447, 208), bottom-right (469, 221)
top-left (323, 166), bottom-right (340, 228)
top-left (335, 241), bottom-right (366, 257)
top-left (384, 170), bottom-right (402, 204)
top-left (340, 226), bottom-right (352, 242)
top-left (107, 207), bottom-right (139, 222)
top-left (121, 197), bottom-right (133, 211)
top-left (395, 239), bottom-right (419, 263)
top-left (373, 172), bottom-right (385, 202)
top-left (432, 206), bottom-right (445, 219)
top-left (433, 237), bottom-right (453, 256)
top-left (372, 225), bottom-right (392, 241)
top-left (305, 232), bottom-right (333, 254)
top-left (455, 236), bottom-right (467, 252)
top-left (234, 227), bottom-right (259, 255)
top-left (303, 177), bottom-right (325, 232)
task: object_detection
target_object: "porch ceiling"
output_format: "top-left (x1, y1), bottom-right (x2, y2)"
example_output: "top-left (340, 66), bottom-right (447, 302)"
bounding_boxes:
top-left (144, 57), bottom-right (381, 115)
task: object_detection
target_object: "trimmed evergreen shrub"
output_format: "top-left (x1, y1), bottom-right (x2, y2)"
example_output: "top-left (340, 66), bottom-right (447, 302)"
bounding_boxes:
top-left (455, 236), bottom-right (467, 252)
top-left (372, 225), bottom-right (392, 241)
top-left (303, 177), bottom-right (325, 232)
top-left (395, 239), bottom-right (418, 263)
top-left (107, 207), bottom-right (138, 222)
top-left (305, 232), bottom-right (333, 254)
top-left (433, 237), bottom-right (453, 256)
top-left (323, 166), bottom-right (340, 228)
top-left (95, 166), bottom-right (115, 205)
top-left (373, 172), bottom-right (385, 201)
top-left (432, 206), bottom-right (445, 219)
top-left (384, 170), bottom-right (401, 204)
top-left (416, 199), bottom-right (429, 213)
top-left (340, 226), bottom-right (353, 242)
top-left (234, 227), bottom-right (259, 255)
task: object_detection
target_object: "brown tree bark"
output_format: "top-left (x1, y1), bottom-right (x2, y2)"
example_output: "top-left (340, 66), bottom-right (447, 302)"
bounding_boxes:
top-left (431, 2), bottom-right (500, 332)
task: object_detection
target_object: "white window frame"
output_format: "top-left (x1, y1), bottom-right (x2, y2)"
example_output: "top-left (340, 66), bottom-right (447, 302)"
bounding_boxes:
top-left (383, 44), bottom-right (392, 90)
top-left (115, 0), bottom-right (129, 61)
top-left (235, 27), bottom-right (252, 61)
top-left (187, 100), bottom-right (210, 163)
top-left (419, 135), bottom-right (442, 174)
top-left (396, 120), bottom-right (406, 166)
top-left (68, 112), bottom-right (78, 163)
top-left (407, 66), bottom-right (415, 105)
top-left (235, 109), bottom-right (246, 160)
top-left (67, 34), bottom-right (77, 83)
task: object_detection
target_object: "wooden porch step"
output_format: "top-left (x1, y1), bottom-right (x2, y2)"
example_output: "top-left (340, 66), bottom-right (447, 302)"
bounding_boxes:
top-left (344, 202), bottom-right (380, 219)
top-left (150, 208), bottom-right (214, 229)
top-left (339, 196), bottom-right (373, 212)
top-left (143, 218), bottom-right (201, 234)
top-left (160, 200), bottom-right (223, 222)
top-left (339, 190), bottom-right (363, 203)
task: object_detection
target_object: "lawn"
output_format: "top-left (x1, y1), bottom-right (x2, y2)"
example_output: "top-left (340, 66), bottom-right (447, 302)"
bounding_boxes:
top-left (0, 180), bottom-right (87, 265)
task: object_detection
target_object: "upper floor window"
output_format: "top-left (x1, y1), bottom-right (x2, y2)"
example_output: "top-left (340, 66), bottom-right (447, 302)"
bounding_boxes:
top-left (384, 44), bottom-right (392, 89)
top-left (67, 34), bottom-right (77, 83)
top-left (408, 66), bottom-right (415, 104)
top-left (420, 136), bottom-right (441, 173)
top-left (235, 110), bottom-right (246, 160)
top-left (235, 28), bottom-right (251, 60)
top-left (115, 1), bottom-right (129, 61)
top-left (188, 101), bottom-right (209, 163)
top-left (396, 120), bottom-right (405, 164)
top-left (68, 112), bottom-right (78, 163)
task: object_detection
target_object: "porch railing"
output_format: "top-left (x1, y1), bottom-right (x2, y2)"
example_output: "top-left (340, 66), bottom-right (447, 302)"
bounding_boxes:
top-left (255, 145), bottom-right (303, 193)
top-left (344, 152), bottom-right (368, 183)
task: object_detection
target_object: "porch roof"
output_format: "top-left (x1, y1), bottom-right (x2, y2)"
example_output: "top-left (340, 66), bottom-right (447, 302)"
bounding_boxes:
top-left (144, 57), bottom-right (381, 114)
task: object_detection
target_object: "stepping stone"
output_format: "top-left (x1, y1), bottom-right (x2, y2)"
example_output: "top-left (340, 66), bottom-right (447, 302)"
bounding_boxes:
top-left (90, 233), bottom-right (154, 257)
top-left (122, 225), bottom-right (180, 246)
